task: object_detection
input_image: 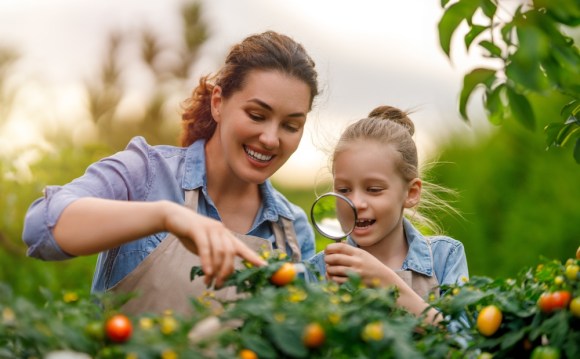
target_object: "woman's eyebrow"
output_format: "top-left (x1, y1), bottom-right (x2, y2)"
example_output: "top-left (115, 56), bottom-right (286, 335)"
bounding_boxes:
top-left (247, 98), bottom-right (306, 118)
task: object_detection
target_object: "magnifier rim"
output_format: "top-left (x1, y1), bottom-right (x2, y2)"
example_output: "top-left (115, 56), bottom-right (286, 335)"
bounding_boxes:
top-left (310, 192), bottom-right (358, 241)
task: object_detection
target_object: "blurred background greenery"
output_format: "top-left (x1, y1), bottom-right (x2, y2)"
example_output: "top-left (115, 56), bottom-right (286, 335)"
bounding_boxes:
top-left (1, 1), bottom-right (578, 303)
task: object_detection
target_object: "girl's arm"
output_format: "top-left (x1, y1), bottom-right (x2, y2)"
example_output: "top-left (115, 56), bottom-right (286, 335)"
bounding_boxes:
top-left (324, 242), bottom-right (442, 324)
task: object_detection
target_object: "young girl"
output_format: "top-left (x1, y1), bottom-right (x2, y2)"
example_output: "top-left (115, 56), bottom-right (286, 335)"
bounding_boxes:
top-left (310, 105), bottom-right (468, 323)
top-left (22, 31), bottom-right (319, 315)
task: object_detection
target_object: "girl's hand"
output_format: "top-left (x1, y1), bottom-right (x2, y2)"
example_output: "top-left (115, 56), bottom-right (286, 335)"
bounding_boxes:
top-left (162, 202), bottom-right (266, 288)
top-left (324, 242), bottom-right (395, 286)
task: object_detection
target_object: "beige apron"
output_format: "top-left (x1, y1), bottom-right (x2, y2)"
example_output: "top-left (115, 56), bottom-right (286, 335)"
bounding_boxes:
top-left (395, 239), bottom-right (440, 300)
top-left (109, 189), bottom-right (301, 315)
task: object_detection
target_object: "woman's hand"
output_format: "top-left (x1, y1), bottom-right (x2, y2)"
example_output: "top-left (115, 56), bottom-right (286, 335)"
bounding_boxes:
top-left (161, 201), bottom-right (266, 288)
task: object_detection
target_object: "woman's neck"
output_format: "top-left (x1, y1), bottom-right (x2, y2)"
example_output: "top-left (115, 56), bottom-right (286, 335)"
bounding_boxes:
top-left (204, 137), bottom-right (261, 233)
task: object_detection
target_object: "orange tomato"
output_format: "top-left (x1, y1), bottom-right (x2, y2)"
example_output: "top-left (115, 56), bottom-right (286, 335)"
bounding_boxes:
top-left (105, 314), bottom-right (133, 343)
top-left (476, 305), bottom-right (502, 337)
top-left (270, 263), bottom-right (296, 286)
top-left (239, 349), bottom-right (258, 359)
top-left (303, 322), bottom-right (325, 349)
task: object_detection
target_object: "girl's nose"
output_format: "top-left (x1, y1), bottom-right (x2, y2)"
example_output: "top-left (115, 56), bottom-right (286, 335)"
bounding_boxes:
top-left (351, 193), bottom-right (368, 210)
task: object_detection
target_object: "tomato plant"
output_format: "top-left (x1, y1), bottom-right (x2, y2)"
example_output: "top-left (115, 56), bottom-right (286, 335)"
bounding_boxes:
top-left (270, 262), bottom-right (297, 286)
top-left (476, 305), bottom-right (502, 337)
top-left (105, 314), bottom-right (133, 343)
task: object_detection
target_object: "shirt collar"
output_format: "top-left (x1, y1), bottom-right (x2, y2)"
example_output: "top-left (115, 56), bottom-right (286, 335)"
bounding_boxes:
top-left (400, 218), bottom-right (434, 276)
top-left (181, 139), bottom-right (294, 222)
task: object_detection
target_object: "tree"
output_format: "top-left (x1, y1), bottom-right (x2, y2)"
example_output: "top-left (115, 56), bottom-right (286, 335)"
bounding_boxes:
top-left (438, 0), bottom-right (580, 163)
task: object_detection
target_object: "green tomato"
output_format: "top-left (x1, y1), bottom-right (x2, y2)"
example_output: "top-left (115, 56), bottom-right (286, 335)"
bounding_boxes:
top-left (531, 346), bottom-right (560, 359)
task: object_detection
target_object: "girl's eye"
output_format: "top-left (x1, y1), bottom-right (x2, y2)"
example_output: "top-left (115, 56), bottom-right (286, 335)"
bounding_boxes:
top-left (368, 187), bottom-right (383, 193)
top-left (335, 187), bottom-right (350, 194)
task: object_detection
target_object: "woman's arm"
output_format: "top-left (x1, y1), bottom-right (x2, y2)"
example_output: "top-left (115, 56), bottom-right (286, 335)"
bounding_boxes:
top-left (54, 197), bottom-right (265, 287)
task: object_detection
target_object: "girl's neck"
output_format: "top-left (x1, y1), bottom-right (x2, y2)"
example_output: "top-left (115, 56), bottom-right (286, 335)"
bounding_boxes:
top-left (364, 221), bottom-right (409, 270)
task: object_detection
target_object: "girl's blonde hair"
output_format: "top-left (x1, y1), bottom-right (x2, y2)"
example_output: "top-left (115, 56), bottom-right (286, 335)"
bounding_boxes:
top-left (332, 105), bottom-right (459, 234)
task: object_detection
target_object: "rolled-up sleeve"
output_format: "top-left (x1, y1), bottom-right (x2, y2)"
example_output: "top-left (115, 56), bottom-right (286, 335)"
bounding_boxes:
top-left (22, 137), bottom-right (152, 260)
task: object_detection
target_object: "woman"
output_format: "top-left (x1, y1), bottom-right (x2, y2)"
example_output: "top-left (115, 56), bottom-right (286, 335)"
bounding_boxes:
top-left (23, 31), bottom-right (319, 314)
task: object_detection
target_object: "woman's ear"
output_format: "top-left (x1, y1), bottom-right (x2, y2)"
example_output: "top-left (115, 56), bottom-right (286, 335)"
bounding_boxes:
top-left (210, 85), bottom-right (223, 123)
top-left (404, 178), bottom-right (422, 208)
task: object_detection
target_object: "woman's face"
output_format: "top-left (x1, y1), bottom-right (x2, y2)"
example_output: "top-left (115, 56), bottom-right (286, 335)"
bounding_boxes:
top-left (211, 70), bottom-right (311, 184)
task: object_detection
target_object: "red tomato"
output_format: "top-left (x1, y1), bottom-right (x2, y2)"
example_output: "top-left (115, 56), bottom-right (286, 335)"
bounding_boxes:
top-left (537, 291), bottom-right (571, 313)
top-left (105, 314), bottom-right (133, 343)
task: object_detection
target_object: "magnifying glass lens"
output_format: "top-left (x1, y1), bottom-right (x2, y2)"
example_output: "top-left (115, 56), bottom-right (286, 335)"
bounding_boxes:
top-left (310, 193), bottom-right (357, 241)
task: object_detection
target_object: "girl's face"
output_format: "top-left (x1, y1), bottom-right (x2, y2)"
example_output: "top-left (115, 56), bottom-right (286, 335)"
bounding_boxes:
top-left (211, 70), bottom-right (311, 184)
top-left (333, 140), bottom-right (420, 247)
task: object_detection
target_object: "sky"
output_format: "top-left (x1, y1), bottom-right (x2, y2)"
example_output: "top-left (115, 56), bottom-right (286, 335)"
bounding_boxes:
top-left (0, 0), bottom-right (492, 187)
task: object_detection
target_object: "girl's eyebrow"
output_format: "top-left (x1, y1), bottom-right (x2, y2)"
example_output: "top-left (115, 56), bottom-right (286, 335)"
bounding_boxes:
top-left (247, 98), bottom-right (306, 118)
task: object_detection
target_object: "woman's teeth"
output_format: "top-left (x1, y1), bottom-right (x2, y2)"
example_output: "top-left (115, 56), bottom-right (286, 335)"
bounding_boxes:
top-left (245, 146), bottom-right (273, 162)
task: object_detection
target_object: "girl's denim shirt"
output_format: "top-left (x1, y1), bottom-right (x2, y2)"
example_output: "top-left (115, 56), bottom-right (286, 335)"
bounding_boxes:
top-left (306, 218), bottom-right (469, 293)
top-left (23, 137), bottom-right (315, 292)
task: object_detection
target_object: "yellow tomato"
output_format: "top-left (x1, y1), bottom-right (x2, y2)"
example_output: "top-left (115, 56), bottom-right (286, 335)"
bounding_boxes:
top-left (565, 264), bottom-right (579, 281)
top-left (239, 349), bottom-right (258, 359)
top-left (570, 297), bottom-right (580, 318)
top-left (476, 305), bottom-right (502, 337)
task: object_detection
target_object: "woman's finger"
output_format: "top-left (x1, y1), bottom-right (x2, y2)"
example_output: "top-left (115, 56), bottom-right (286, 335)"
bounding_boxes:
top-left (214, 234), bottom-right (236, 288)
top-left (234, 240), bottom-right (267, 267)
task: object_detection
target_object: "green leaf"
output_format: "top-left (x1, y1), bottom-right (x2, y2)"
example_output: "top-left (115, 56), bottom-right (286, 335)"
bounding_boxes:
top-left (485, 84), bottom-right (506, 125)
top-left (544, 123), bottom-right (564, 147)
top-left (465, 25), bottom-right (487, 51)
top-left (561, 99), bottom-right (580, 120)
top-left (574, 138), bottom-right (580, 163)
top-left (242, 334), bottom-right (278, 359)
top-left (459, 68), bottom-right (496, 121)
top-left (441, 0), bottom-right (452, 7)
top-left (268, 322), bottom-right (308, 357)
top-left (478, 40), bottom-right (502, 57)
top-left (506, 87), bottom-right (536, 131)
top-left (480, 0), bottom-right (497, 18)
top-left (438, 0), bottom-right (480, 57)
top-left (556, 124), bottom-right (580, 147)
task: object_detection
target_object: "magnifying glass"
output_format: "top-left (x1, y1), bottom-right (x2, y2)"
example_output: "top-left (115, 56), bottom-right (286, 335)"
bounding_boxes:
top-left (310, 192), bottom-right (357, 242)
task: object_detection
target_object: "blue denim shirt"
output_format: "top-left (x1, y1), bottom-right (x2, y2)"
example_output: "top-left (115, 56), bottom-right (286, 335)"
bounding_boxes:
top-left (306, 218), bottom-right (468, 293)
top-left (23, 136), bottom-right (315, 292)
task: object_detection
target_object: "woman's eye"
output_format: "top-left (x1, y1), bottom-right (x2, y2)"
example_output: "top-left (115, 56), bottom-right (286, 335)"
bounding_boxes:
top-left (248, 112), bottom-right (264, 121)
top-left (283, 122), bottom-right (301, 133)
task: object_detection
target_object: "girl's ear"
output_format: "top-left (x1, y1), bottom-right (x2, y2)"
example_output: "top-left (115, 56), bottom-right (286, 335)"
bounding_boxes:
top-left (210, 85), bottom-right (223, 123)
top-left (404, 178), bottom-right (422, 208)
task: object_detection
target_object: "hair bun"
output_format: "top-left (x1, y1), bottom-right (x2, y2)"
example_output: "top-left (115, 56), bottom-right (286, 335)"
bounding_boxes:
top-left (368, 105), bottom-right (415, 135)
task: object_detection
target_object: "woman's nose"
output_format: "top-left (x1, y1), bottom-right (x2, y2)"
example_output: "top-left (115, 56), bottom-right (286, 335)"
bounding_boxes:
top-left (259, 123), bottom-right (279, 150)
